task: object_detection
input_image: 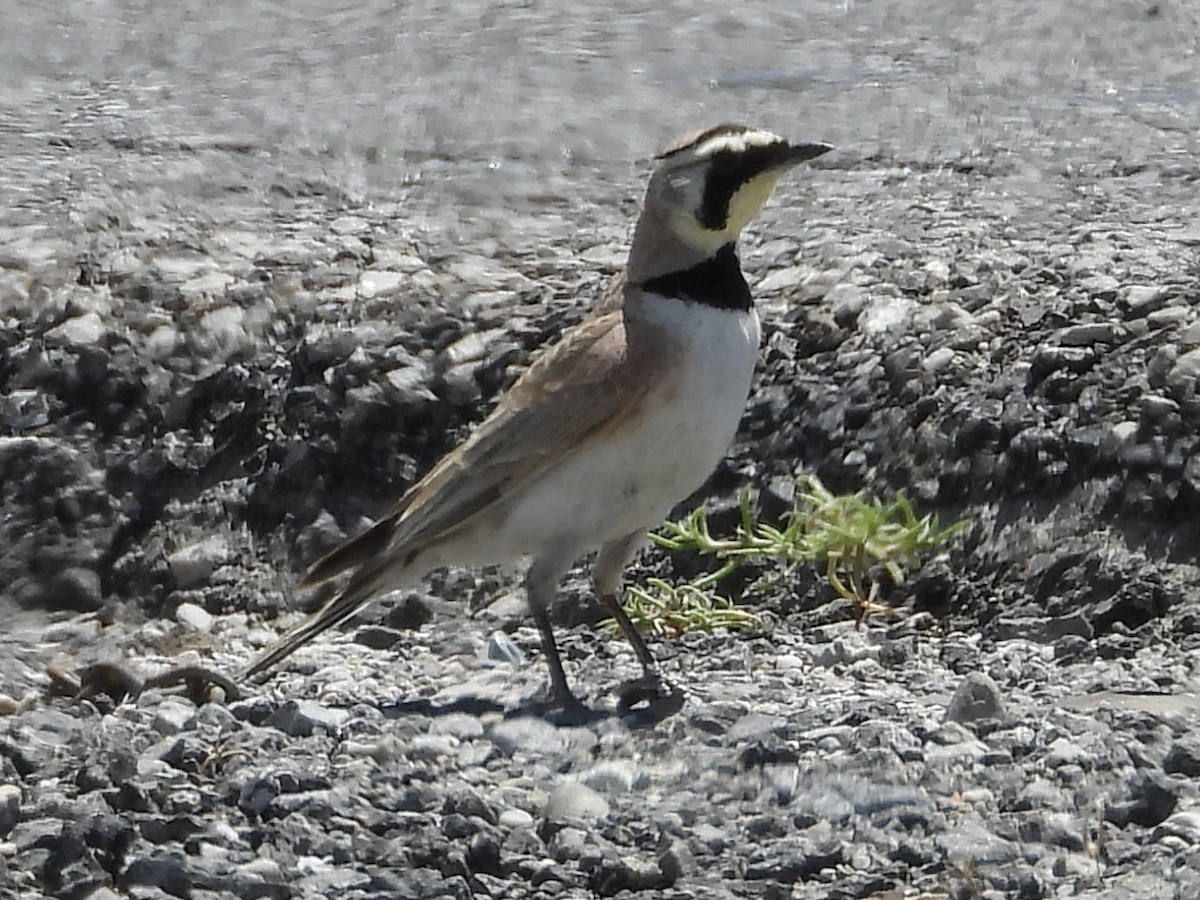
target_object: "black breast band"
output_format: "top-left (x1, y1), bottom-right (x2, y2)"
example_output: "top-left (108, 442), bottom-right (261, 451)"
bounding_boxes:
top-left (639, 244), bottom-right (751, 311)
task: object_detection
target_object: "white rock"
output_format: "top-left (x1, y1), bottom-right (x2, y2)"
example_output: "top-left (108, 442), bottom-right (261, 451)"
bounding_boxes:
top-left (479, 631), bottom-right (526, 667)
top-left (489, 717), bottom-right (566, 756)
top-left (153, 255), bottom-right (213, 279)
top-left (358, 270), bottom-right (406, 298)
top-left (45, 312), bottom-right (105, 345)
top-left (579, 245), bottom-right (624, 268)
top-left (757, 265), bottom-right (809, 293)
top-left (1155, 810), bottom-right (1200, 844)
top-left (826, 283), bottom-right (866, 319)
top-left (543, 780), bottom-right (610, 822)
top-left (499, 807), bottom-right (535, 828)
top-left (1045, 736), bottom-right (1094, 767)
top-left (145, 324), bottom-right (180, 357)
top-left (924, 738), bottom-right (989, 764)
top-left (410, 734), bottom-right (458, 760)
top-left (370, 249), bottom-right (427, 272)
top-left (1111, 421), bottom-right (1139, 442)
top-left (1123, 284), bottom-right (1165, 313)
top-left (329, 215), bottom-right (370, 235)
top-left (446, 255), bottom-right (531, 289)
top-left (152, 699), bottom-right (196, 736)
top-left (168, 537), bottom-right (230, 589)
top-left (924, 259), bottom-right (951, 283)
top-left (181, 271), bottom-right (236, 296)
top-left (199, 305), bottom-right (247, 344)
top-left (922, 347), bottom-right (956, 373)
top-left (579, 761), bottom-right (638, 794)
top-left (175, 602), bottom-right (214, 632)
top-left (860, 295), bottom-right (914, 334)
top-left (267, 699), bottom-right (351, 736)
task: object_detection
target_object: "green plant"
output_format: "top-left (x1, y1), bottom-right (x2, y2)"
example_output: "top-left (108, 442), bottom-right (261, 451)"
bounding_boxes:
top-left (610, 474), bottom-right (964, 634)
top-left (620, 578), bottom-right (764, 637)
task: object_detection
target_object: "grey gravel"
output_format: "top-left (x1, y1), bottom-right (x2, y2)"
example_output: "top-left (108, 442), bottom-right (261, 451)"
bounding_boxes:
top-left (4, 1), bottom-right (1200, 898)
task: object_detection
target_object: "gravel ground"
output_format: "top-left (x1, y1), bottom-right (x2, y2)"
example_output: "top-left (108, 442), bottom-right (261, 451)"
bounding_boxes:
top-left (4, 1), bottom-right (1200, 898)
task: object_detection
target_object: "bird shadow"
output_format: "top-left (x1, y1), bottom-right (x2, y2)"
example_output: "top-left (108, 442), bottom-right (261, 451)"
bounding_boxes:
top-left (376, 689), bottom-right (683, 729)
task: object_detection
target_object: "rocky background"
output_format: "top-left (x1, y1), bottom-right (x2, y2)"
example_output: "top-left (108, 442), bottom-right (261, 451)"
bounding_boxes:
top-left (3, 1), bottom-right (1200, 897)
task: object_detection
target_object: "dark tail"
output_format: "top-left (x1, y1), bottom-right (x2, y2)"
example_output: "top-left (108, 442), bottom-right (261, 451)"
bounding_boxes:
top-left (242, 566), bottom-right (387, 680)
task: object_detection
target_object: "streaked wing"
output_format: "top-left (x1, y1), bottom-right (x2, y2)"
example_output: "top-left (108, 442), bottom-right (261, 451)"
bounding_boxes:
top-left (300, 306), bottom-right (655, 588)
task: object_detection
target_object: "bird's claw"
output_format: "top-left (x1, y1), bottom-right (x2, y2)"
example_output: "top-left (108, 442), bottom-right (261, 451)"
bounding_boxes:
top-left (524, 682), bottom-right (597, 724)
top-left (616, 670), bottom-right (682, 717)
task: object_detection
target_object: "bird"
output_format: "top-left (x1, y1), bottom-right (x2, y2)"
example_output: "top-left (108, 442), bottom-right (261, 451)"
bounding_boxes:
top-left (244, 124), bottom-right (832, 711)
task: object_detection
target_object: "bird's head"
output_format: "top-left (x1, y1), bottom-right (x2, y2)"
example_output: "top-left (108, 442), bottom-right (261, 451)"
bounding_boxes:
top-left (629, 124), bottom-right (831, 282)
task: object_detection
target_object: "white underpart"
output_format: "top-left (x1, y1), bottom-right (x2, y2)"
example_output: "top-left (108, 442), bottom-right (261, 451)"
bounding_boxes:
top-left (494, 298), bottom-right (761, 561)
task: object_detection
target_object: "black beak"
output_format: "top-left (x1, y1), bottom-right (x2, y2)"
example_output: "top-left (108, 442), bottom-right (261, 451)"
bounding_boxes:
top-left (780, 141), bottom-right (834, 166)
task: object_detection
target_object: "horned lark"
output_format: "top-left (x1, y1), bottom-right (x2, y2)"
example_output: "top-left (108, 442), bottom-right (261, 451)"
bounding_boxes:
top-left (245, 124), bottom-right (831, 710)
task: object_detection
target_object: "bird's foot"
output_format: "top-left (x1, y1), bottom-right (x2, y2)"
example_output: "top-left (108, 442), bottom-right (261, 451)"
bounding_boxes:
top-left (525, 682), bottom-right (597, 725)
top-left (615, 669), bottom-right (683, 718)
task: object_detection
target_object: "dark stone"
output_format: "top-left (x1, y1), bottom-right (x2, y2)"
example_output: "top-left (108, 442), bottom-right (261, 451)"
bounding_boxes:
top-left (384, 594), bottom-right (435, 630)
top-left (444, 791), bottom-right (499, 826)
top-left (1053, 634), bottom-right (1097, 662)
top-left (465, 833), bottom-right (504, 877)
top-left (139, 815), bottom-right (206, 845)
top-left (266, 700), bottom-right (349, 737)
top-left (945, 672), bottom-right (1003, 729)
top-left (107, 781), bottom-right (155, 815)
top-left (991, 614), bottom-right (1093, 644)
top-left (586, 856), bottom-right (668, 896)
top-left (159, 735), bottom-right (211, 775)
top-left (1090, 579), bottom-right (1172, 634)
top-left (440, 813), bottom-right (477, 839)
top-left (1105, 772), bottom-right (1178, 828)
top-left (739, 738), bottom-right (799, 771)
top-left (1164, 738), bottom-right (1200, 778)
top-left (75, 764), bottom-right (111, 793)
top-left (46, 567), bottom-right (104, 612)
top-left (354, 625), bottom-right (407, 650)
top-left (119, 849), bottom-right (193, 897)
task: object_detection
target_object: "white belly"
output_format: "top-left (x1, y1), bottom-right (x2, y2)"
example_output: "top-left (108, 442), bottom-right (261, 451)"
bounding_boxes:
top-left (498, 299), bottom-right (761, 555)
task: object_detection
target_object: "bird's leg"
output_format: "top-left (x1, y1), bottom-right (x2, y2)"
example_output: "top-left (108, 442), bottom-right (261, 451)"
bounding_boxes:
top-left (595, 533), bottom-right (678, 710)
top-left (528, 598), bottom-right (576, 705)
top-left (525, 553), bottom-right (586, 714)
top-left (598, 590), bottom-right (660, 675)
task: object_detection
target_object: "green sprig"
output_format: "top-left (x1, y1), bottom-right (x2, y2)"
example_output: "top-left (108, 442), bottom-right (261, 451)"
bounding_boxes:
top-left (608, 474), bottom-right (965, 635)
